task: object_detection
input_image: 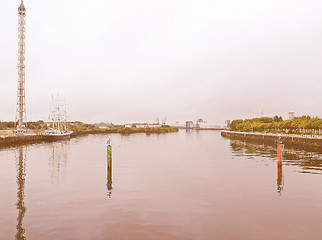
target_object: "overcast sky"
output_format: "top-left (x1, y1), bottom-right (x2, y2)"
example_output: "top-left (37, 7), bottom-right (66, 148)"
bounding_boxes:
top-left (1, 0), bottom-right (322, 124)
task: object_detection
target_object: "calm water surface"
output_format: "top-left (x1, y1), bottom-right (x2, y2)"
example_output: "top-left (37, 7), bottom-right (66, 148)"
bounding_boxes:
top-left (1, 130), bottom-right (322, 240)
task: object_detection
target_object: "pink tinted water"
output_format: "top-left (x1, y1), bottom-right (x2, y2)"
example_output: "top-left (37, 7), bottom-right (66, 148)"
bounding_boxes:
top-left (1, 130), bottom-right (322, 240)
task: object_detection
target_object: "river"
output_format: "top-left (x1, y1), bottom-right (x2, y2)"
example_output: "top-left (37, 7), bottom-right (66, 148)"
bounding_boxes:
top-left (1, 130), bottom-right (322, 240)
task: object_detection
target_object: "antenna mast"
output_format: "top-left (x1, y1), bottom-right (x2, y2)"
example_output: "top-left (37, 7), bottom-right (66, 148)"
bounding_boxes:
top-left (16, 0), bottom-right (27, 131)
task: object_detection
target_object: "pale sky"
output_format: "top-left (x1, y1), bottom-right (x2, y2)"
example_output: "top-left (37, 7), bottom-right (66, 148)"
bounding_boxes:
top-left (1, 0), bottom-right (322, 124)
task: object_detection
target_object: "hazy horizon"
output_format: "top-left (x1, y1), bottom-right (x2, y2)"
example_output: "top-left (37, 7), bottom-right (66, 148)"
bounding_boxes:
top-left (1, 0), bottom-right (322, 125)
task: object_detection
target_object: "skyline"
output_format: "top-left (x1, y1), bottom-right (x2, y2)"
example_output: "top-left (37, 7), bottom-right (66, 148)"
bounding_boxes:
top-left (1, 0), bottom-right (322, 124)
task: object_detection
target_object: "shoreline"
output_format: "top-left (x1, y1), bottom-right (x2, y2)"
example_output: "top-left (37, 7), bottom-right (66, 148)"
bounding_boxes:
top-left (221, 130), bottom-right (322, 152)
top-left (0, 127), bottom-right (178, 148)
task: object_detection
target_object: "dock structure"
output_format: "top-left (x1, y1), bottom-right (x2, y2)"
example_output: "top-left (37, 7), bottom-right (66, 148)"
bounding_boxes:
top-left (185, 121), bottom-right (194, 130)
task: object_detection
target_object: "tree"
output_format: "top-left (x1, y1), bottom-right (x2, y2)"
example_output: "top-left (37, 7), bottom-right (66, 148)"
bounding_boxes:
top-left (273, 115), bottom-right (283, 122)
top-left (229, 119), bottom-right (243, 131)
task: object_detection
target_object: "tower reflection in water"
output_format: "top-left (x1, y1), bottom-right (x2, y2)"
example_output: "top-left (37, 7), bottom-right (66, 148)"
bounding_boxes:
top-left (107, 141), bottom-right (112, 198)
top-left (15, 146), bottom-right (26, 240)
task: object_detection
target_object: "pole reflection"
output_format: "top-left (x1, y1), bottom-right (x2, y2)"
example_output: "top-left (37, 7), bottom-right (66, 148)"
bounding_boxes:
top-left (48, 142), bottom-right (69, 186)
top-left (277, 161), bottom-right (283, 195)
top-left (229, 139), bottom-right (322, 195)
top-left (15, 146), bottom-right (26, 240)
top-left (107, 160), bottom-right (112, 198)
top-left (230, 139), bottom-right (322, 173)
top-left (107, 140), bottom-right (113, 198)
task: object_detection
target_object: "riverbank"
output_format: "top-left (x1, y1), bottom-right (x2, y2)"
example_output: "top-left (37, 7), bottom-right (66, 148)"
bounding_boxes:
top-left (0, 126), bottom-right (179, 148)
top-left (0, 134), bottom-right (46, 148)
top-left (221, 130), bottom-right (322, 152)
top-left (71, 126), bottom-right (178, 136)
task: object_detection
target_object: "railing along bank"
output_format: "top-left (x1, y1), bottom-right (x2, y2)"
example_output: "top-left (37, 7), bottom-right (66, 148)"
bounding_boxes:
top-left (221, 130), bottom-right (322, 140)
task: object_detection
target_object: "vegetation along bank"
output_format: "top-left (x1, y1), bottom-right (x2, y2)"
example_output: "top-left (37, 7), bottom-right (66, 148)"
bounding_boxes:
top-left (0, 122), bottom-right (178, 148)
top-left (223, 115), bottom-right (322, 152)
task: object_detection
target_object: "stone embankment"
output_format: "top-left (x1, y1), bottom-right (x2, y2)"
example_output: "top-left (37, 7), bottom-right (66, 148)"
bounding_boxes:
top-left (0, 131), bottom-right (114, 148)
top-left (0, 134), bottom-right (45, 148)
top-left (221, 130), bottom-right (322, 151)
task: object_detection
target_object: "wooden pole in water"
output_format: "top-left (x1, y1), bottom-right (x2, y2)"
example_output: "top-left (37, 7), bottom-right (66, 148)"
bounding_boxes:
top-left (107, 142), bottom-right (112, 169)
top-left (277, 140), bottom-right (283, 194)
top-left (277, 143), bottom-right (283, 165)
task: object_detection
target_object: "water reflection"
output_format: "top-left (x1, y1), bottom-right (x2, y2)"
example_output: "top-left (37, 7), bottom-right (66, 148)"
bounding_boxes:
top-left (277, 161), bottom-right (283, 195)
top-left (230, 139), bottom-right (322, 175)
top-left (107, 162), bottom-right (112, 198)
top-left (48, 141), bottom-right (70, 186)
top-left (107, 142), bottom-right (113, 198)
top-left (15, 146), bottom-right (26, 240)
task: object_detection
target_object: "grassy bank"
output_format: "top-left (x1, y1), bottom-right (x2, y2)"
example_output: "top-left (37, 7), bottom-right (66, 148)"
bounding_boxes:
top-left (0, 126), bottom-right (179, 148)
top-left (70, 126), bottom-right (179, 136)
top-left (230, 116), bottom-right (322, 134)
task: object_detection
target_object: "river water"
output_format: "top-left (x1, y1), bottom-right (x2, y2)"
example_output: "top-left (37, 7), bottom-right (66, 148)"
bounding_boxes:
top-left (1, 130), bottom-right (322, 240)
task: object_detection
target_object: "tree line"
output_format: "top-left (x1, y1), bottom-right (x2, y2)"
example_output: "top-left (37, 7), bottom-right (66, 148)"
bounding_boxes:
top-left (229, 116), bottom-right (322, 134)
top-left (1, 121), bottom-right (179, 135)
top-left (0, 120), bottom-right (47, 130)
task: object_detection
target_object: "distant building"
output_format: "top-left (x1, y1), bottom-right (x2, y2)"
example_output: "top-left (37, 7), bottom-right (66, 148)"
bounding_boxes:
top-left (186, 121), bottom-right (194, 129)
top-left (225, 120), bottom-right (231, 128)
top-left (289, 112), bottom-right (295, 120)
top-left (94, 122), bottom-right (113, 129)
top-left (124, 123), bottom-right (161, 128)
top-left (94, 122), bottom-right (107, 129)
top-left (195, 118), bottom-right (206, 128)
top-left (69, 121), bottom-right (84, 127)
top-left (146, 123), bottom-right (161, 128)
top-left (106, 122), bottom-right (114, 128)
top-left (197, 123), bottom-right (226, 129)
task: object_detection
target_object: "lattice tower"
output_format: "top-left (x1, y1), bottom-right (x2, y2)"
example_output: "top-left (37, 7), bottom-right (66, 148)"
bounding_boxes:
top-left (16, 0), bottom-right (27, 130)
